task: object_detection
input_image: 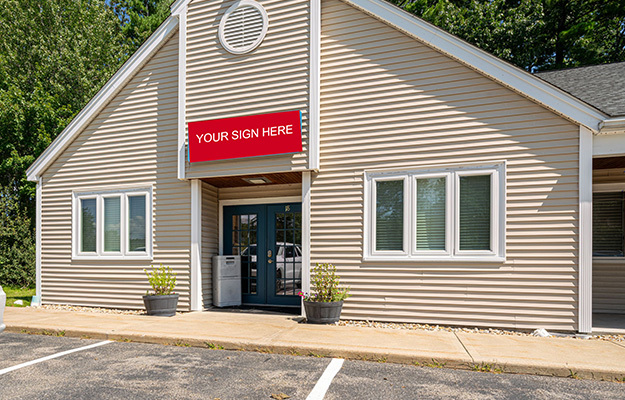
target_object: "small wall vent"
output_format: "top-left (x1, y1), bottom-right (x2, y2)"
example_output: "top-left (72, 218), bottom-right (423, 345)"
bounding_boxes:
top-left (219, 0), bottom-right (269, 55)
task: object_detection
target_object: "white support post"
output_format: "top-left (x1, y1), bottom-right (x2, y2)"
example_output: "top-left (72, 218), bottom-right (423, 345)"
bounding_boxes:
top-left (35, 177), bottom-right (42, 305)
top-left (302, 171), bottom-right (312, 315)
top-left (579, 126), bottom-right (593, 333)
top-left (190, 179), bottom-right (202, 311)
top-left (309, 0), bottom-right (321, 171)
top-left (177, 9), bottom-right (187, 181)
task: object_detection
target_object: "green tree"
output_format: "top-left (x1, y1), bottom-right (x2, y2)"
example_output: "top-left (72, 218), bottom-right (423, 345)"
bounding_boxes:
top-left (390, 0), bottom-right (625, 71)
top-left (0, 187), bottom-right (35, 288)
top-left (0, 0), bottom-right (131, 221)
top-left (110, 0), bottom-right (172, 49)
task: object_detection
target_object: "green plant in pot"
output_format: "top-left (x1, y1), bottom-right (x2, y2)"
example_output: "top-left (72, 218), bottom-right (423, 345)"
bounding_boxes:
top-left (143, 265), bottom-right (178, 317)
top-left (299, 263), bottom-right (350, 324)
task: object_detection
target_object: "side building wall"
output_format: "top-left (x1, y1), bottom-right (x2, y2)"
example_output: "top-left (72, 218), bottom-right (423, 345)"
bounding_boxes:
top-left (313, 0), bottom-right (581, 330)
top-left (40, 32), bottom-right (192, 310)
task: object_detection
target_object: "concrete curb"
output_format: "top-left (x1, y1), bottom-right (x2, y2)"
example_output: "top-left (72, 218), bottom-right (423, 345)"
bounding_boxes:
top-left (7, 325), bottom-right (625, 382)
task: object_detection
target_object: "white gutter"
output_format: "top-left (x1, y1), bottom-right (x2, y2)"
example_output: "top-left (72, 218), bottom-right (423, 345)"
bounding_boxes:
top-left (599, 117), bottom-right (625, 135)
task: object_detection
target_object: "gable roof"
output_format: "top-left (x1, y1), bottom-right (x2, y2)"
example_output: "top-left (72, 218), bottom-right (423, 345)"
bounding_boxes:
top-left (26, 16), bottom-right (179, 182)
top-left (28, 0), bottom-right (610, 181)
top-left (536, 62), bottom-right (625, 118)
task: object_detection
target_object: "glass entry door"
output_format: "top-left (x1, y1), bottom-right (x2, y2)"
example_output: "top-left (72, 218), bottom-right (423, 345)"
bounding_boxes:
top-left (224, 203), bottom-right (302, 306)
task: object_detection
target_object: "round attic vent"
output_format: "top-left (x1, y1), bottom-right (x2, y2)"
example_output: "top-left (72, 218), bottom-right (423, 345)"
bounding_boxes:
top-left (219, 0), bottom-right (269, 55)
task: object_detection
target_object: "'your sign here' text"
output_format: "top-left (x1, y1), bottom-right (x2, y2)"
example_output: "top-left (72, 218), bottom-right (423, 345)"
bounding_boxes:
top-left (188, 110), bottom-right (303, 163)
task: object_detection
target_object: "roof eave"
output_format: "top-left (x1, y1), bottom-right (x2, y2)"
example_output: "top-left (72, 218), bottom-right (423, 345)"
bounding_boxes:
top-left (26, 16), bottom-right (180, 182)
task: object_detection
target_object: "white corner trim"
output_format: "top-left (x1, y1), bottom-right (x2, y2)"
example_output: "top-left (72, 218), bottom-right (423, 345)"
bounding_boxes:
top-left (218, 196), bottom-right (303, 255)
top-left (579, 126), bottom-right (593, 334)
top-left (170, 0), bottom-right (192, 15)
top-left (302, 172), bottom-right (312, 295)
top-left (309, 0), bottom-right (321, 171)
top-left (26, 16), bottom-right (180, 182)
top-left (190, 179), bottom-right (202, 311)
top-left (340, 0), bottom-right (606, 132)
top-left (599, 117), bottom-right (625, 135)
top-left (36, 177), bottom-right (42, 302)
top-left (177, 8), bottom-right (187, 181)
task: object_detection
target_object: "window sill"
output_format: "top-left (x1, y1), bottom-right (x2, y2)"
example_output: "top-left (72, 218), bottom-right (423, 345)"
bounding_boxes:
top-left (363, 255), bottom-right (506, 263)
top-left (72, 254), bottom-right (153, 261)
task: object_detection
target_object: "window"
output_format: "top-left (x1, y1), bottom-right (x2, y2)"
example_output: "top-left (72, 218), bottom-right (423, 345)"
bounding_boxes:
top-left (593, 191), bottom-right (625, 257)
top-left (73, 188), bottom-right (152, 259)
top-left (365, 163), bottom-right (505, 261)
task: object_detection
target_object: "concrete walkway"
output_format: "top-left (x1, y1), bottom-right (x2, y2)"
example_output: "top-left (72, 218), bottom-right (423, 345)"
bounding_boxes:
top-left (4, 307), bottom-right (625, 381)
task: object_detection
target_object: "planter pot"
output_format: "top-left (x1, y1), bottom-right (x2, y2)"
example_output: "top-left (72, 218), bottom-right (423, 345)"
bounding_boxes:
top-left (0, 286), bottom-right (5, 333)
top-left (303, 300), bottom-right (344, 324)
top-left (143, 294), bottom-right (179, 317)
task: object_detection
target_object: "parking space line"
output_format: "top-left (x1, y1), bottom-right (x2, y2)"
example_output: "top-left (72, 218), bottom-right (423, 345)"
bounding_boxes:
top-left (0, 340), bottom-right (113, 376)
top-left (306, 358), bottom-right (344, 400)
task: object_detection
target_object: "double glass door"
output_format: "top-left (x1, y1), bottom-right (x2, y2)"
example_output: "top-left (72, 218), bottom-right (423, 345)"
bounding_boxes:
top-left (223, 203), bottom-right (302, 306)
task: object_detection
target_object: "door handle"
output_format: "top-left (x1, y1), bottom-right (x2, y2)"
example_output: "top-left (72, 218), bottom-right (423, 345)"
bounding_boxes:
top-left (268, 259), bottom-right (273, 264)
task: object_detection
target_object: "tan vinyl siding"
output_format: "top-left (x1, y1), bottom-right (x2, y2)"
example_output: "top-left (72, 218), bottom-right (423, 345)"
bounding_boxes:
top-left (39, 32), bottom-right (190, 310)
top-left (185, 0), bottom-right (310, 178)
top-left (315, 0), bottom-right (581, 330)
top-left (201, 181), bottom-right (219, 308)
top-left (219, 183), bottom-right (302, 201)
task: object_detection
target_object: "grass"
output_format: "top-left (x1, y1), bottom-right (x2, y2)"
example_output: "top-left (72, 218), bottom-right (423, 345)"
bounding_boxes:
top-left (3, 286), bottom-right (35, 307)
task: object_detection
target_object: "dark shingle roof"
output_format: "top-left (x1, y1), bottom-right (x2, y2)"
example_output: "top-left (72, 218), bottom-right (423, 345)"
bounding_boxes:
top-left (536, 62), bottom-right (625, 117)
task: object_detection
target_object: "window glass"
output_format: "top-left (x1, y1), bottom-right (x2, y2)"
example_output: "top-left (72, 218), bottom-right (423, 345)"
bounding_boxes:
top-left (104, 197), bottom-right (121, 252)
top-left (593, 192), bottom-right (624, 257)
top-left (376, 180), bottom-right (404, 251)
top-left (459, 175), bottom-right (491, 251)
top-left (81, 198), bottom-right (97, 253)
top-left (128, 195), bottom-right (146, 252)
top-left (416, 177), bottom-right (446, 251)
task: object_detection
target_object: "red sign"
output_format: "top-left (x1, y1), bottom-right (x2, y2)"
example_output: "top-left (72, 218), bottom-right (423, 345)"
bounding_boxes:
top-left (188, 110), bottom-right (303, 163)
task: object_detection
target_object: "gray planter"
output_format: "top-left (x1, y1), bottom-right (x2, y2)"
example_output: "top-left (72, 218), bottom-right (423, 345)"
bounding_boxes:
top-left (303, 300), bottom-right (344, 324)
top-left (0, 286), bottom-right (6, 333)
top-left (143, 294), bottom-right (179, 317)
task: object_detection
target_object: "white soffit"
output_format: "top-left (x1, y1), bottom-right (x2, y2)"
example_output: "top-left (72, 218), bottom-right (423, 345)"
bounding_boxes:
top-left (340, 0), bottom-right (607, 132)
top-left (26, 16), bottom-right (180, 182)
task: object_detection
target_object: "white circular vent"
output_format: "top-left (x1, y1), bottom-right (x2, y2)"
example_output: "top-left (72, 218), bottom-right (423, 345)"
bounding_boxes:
top-left (219, 0), bottom-right (269, 55)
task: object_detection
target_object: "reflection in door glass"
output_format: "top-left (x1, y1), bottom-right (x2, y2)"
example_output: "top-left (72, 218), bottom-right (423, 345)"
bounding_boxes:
top-left (275, 210), bottom-right (302, 296)
top-left (231, 214), bottom-right (258, 295)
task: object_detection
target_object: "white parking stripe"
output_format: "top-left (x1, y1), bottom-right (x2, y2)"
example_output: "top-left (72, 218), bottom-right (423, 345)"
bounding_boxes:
top-left (0, 340), bottom-right (113, 376)
top-left (306, 358), bottom-right (344, 400)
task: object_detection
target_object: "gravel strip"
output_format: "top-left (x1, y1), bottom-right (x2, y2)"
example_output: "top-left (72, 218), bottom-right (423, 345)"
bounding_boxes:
top-left (38, 304), bottom-right (145, 315)
top-left (336, 320), bottom-right (625, 342)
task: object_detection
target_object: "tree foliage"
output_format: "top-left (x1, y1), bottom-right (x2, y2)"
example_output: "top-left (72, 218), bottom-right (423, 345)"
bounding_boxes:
top-left (0, 0), bottom-right (130, 219)
top-left (0, 0), bottom-right (170, 287)
top-left (389, 0), bottom-right (625, 71)
top-left (0, 187), bottom-right (35, 288)
top-left (110, 0), bottom-right (172, 49)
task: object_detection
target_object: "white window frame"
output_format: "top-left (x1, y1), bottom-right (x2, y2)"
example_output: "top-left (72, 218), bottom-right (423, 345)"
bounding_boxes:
top-left (72, 187), bottom-right (153, 260)
top-left (364, 162), bottom-right (506, 262)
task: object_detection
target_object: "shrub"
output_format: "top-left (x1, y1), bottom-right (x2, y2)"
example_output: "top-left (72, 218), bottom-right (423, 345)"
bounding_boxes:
top-left (299, 263), bottom-right (350, 302)
top-left (144, 264), bottom-right (177, 295)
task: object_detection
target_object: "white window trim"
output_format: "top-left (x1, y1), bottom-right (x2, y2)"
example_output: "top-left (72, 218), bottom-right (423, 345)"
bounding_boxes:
top-left (364, 163), bottom-right (506, 262)
top-left (72, 187), bottom-right (153, 260)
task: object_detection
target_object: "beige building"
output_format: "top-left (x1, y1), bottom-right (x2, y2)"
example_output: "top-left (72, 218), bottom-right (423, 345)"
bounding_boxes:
top-left (27, 0), bottom-right (625, 333)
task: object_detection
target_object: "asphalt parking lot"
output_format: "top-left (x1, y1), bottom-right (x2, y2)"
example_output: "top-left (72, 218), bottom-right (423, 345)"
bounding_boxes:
top-left (0, 332), bottom-right (623, 400)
